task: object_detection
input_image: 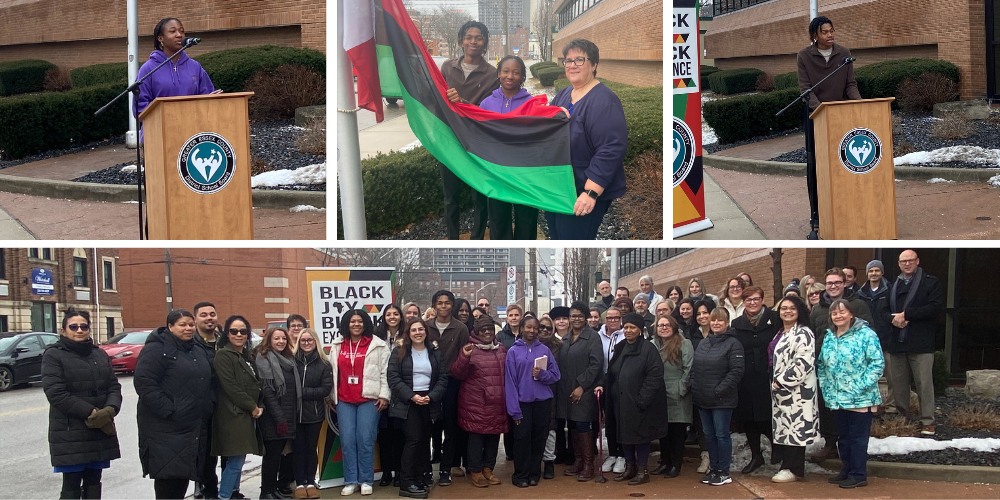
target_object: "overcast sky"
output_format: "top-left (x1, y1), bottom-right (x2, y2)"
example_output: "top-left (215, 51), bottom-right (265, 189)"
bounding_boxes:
top-left (407, 0), bottom-right (479, 18)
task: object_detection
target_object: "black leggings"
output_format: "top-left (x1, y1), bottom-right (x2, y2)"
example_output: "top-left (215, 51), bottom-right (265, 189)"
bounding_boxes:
top-left (657, 422), bottom-right (688, 469)
top-left (743, 420), bottom-right (773, 459)
top-left (61, 469), bottom-right (102, 498)
top-left (294, 421), bottom-right (323, 486)
top-left (153, 478), bottom-right (189, 499)
top-left (262, 439), bottom-right (289, 493)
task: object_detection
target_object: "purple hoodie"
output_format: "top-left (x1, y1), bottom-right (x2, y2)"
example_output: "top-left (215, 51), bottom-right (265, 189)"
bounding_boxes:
top-left (504, 337), bottom-right (560, 420)
top-left (134, 50), bottom-right (215, 138)
top-left (478, 87), bottom-right (533, 114)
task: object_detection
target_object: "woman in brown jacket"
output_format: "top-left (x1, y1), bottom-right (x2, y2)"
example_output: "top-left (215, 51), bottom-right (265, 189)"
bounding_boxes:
top-left (798, 16), bottom-right (862, 239)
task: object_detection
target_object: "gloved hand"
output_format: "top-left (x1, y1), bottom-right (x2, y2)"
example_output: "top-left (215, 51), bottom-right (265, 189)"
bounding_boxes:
top-left (86, 406), bottom-right (115, 429)
top-left (276, 422), bottom-right (288, 437)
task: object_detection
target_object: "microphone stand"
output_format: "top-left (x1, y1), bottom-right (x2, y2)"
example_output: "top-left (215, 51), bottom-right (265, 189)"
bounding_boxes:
top-left (94, 40), bottom-right (198, 240)
top-left (775, 57), bottom-right (855, 240)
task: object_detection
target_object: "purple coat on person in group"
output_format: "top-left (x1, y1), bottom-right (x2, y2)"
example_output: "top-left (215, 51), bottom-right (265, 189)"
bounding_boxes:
top-left (478, 87), bottom-right (533, 114)
top-left (134, 50), bottom-right (215, 139)
top-left (504, 338), bottom-right (560, 421)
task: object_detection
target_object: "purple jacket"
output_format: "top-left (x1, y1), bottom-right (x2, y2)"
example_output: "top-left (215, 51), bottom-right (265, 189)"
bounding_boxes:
top-left (134, 50), bottom-right (215, 138)
top-left (478, 87), bottom-right (533, 114)
top-left (504, 338), bottom-right (560, 420)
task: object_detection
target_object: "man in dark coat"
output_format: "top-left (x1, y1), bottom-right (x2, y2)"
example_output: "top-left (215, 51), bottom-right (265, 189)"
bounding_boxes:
top-left (191, 301), bottom-right (223, 499)
top-left (886, 250), bottom-right (944, 436)
top-left (426, 290), bottom-right (471, 486)
top-left (591, 281), bottom-right (614, 314)
top-left (857, 259), bottom-right (896, 412)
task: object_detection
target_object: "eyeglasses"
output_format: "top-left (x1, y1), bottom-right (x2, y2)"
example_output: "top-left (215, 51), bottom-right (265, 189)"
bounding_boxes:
top-left (808, 292), bottom-right (822, 297)
top-left (728, 285), bottom-right (743, 290)
top-left (899, 258), bottom-right (917, 265)
top-left (479, 328), bottom-right (495, 334)
top-left (299, 338), bottom-right (315, 344)
top-left (478, 303), bottom-right (490, 308)
top-left (562, 57), bottom-right (591, 67)
top-left (539, 325), bottom-right (553, 331)
top-left (778, 306), bottom-right (797, 312)
top-left (744, 297), bottom-right (763, 303)
top-left (825, 281), bottom-right (844, 286)
top-left (229, 328), bottom-right (249, 336)
top-left (657, 324), bottom-right (671, 329)
top-left (67, 324), bottom-right (90, 332)
top-left (289, 324), bottom-right (305, 329)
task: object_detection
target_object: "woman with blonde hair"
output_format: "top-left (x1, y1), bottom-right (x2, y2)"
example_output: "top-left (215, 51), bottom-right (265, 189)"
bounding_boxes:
top-left (291, 329), bottom-right (332, 498)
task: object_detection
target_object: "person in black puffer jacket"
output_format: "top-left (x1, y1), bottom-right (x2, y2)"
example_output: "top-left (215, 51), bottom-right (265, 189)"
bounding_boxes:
top-left (135, 310), bottom-right (216, 500)
top-left (690, 307), bottom-right (745, 487)
top-left (254, 327), bottom-right (300, 499)
top-left (291, 328), bottom-right (333, 499)
top-left (42, 309), bottom-right (122, 500)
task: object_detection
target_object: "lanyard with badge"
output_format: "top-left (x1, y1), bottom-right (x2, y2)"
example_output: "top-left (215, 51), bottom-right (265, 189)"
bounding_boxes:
top-left (347, 338), bottom-right (362, 385)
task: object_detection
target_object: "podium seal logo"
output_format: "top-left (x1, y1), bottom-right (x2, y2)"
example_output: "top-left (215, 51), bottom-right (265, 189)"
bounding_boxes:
top-left (839, 128), bottom-right (882, 174)
top-left (673, 117), bottom-right (695, 187)
top-left (177, 132), bottom-right (236, 194)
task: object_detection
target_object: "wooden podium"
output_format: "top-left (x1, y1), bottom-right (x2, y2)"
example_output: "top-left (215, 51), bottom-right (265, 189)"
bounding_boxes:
top-left (138, 92), bottom-right (254, 240)
top-left (811, 97), bottom-right (897, 240)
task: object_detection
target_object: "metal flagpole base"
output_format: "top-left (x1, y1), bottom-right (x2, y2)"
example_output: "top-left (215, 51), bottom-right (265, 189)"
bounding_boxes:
top-left (672, 218), bottom-right (714, 238)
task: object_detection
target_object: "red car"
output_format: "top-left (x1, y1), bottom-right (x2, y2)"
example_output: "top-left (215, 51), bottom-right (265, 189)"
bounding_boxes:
top-left (99, 330), bottom-right (154, 374)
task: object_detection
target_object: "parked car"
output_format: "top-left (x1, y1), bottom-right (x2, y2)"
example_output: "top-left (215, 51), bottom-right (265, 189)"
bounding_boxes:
top-left (0, 332), bottom-right (59, 391)
top-left (99, 330), bottom-right (154, 374)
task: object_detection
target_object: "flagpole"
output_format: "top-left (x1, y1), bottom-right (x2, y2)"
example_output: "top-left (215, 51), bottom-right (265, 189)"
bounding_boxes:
top-left (337, 0), bottom-right (368, 240)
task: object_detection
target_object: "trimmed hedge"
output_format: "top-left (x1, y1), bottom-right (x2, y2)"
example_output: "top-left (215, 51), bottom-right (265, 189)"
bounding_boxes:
top-left (0, 59), bottom-right (56, 96)
top-left (0, 82), bottom-right (128, 160)
top-left (703, 87), bottom-right (803, 144)
top-left (71, 62), bottom-right (128, 88)
top-left (774, 71), bottom-right (798, 90)
top-left (537, 66), bottom-right (567, 87)
top-left (706, 67), bottom-right (764, 95)
top-left (195, 45), bottom-right (325, 93)
top-left (618, 86), bottom-right (662, 167)
top-left (856, 58), bottom-right (959, 103)
top-left (700, 65), bottom-right (720, 91)
top-left (530, 61), bottom-right (558, 78)
top-left (553, 77), bottom-right (635, 93)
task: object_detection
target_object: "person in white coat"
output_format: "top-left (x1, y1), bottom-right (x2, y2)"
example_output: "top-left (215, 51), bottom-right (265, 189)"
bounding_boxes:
top-left (769, 295), bottom-right (818, 483)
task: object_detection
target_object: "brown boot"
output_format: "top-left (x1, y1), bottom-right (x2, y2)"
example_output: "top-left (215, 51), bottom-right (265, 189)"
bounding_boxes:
top-left (470, 471), bottom-right (489, 488)
top-left (614, 462), bottom-right (637, 482)
top-left (808, 441), bottom-right (837, 464)
top-left (482, 467), bottom-right (502, 485)
top-left (628, 468), bottom-right (650, 485)
top-left (564, 430), bottom-right (583, 476)
top-left (577, 430), bottom-right (595, 481)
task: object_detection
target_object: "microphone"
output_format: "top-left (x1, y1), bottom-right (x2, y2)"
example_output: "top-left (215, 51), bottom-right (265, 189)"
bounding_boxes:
top-left (183, 37), bottom-right (201, 47)
top-left (843, 57), bottom-right (856, 64)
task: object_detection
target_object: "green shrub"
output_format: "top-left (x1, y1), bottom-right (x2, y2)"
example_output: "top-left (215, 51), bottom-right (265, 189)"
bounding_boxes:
top-left (706, 67), bottom-right (764, 95)
top-left (700, 65), bottom-right (720, 91)
top-left (703, 87), bottom-right (803, 144)
top-left (855, 58), bottom-right (959, 105)
top-left (618, 86), bottom-right (662, 167)
top-left (775, 71), bottom-right (798, 90)
top-left (71, 62), bottom-right (128, 88)
top-left (553, 77), bottom-right (635, 93)
top-left (530, 61), bottom-right (558, 78)
top-left (0, 59), bottom-right (55, 96)
top-left (536, 66), bottom-right (567, 87)
top-left (196, 45), bottom-right (325, 93)
top-left (933, 350), bottom-right (949, 397)
top-left (0, 83), bottom-right (127, 160)
top-left (337, 147), bottom-right (472, 236)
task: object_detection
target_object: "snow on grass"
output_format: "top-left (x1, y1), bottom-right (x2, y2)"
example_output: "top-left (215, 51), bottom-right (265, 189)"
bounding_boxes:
top-left (895, 146), bottom-right (1000, 166)
top-left (251, 163), bottom-right (326, 187)
top-left (927, 178), bottom-right (955, 184)
top-left (702, 121), bottom-right (718, 146)
top-left (990, 174), bottom-right (1000, 188)
top-left (869, 436), bottom-right (1000, 455)
top-left (290, 205), bottom-right (325, 213)
top-left (120, 164), bottom-right (137, 173)
top-left (399, 139), bottom-right (422, 153)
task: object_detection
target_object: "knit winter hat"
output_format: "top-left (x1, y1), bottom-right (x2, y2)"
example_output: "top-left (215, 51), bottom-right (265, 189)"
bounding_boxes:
top-left (633, 293), bottom-right (649, 305)
top-left (622, 312), bottom-right (645, 330)
top-left (474, 314), bottom-right (496, 333)
top-left (548, 306), bottom-right (570, 320)
top-left (866, 260), bottom-right (884, 274)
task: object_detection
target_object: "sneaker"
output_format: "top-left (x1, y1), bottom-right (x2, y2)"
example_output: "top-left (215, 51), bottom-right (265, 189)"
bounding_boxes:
top-left (340, 484), bottom-right (359, 496)
top-left (437, 472), bottom-right (451, 486)
top-left (450, 467), bottom-right (465, 478)
top-left (920, 425), bottom-right (935, 436)
top-left (709, 472), bottom-right (732, 486)
top-left (601, 455), bottom-right (617, 472)
top-left (612, 456), bottom-right (626, 474)
top-left (771, 469), bottom-right (798, 483)
top-left (839, 478), bottom-right (868, 488)
top-left (700, 470), bottom-right (716, 484)
top-left (360, 484), bottom-right (373, 496)
top-left (827, 474), bottom-right (848, 484)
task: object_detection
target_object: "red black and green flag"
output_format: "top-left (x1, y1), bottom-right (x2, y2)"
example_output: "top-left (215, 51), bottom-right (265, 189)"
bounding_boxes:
top-left (371, 0), bottom-right (577, 214)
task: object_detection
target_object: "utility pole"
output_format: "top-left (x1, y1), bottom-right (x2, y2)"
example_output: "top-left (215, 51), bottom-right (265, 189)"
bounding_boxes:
top-left (610, 247), bottom-right (619, 290)
top-left (529, 249), bottom-right (537, 314)
top-left (503, 0), bottom-right (510, 60)
top-left (810, 0), bottom-right (818, 20)
top-left (164, 249), bottom-right (173, 314)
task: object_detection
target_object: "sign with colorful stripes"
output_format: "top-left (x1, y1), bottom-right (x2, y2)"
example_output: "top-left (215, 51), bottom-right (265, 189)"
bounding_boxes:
top-left (673, 0), bottom-right (714, 237)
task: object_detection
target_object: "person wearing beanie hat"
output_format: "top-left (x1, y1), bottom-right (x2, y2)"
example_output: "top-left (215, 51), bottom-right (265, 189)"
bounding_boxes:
top-left (632, 295), bottom-right (655, 337)
top-left (549, 307), bottom-right (571, 340)
top-left (857, 259), bottom-right (894, 413)
top-left (866, 260), bottom-right (884, 274)
top-left (783, 281), bottom-right (801, 297)
top-left (594, 312), bottom-right (669, 485)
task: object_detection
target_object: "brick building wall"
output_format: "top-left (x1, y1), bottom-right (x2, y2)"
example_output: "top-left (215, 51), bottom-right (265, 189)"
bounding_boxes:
top-left (117, 248), bottom-right (334, 330)
top-left (0, 0), bottom-right (325, 68)
top-left (705, 0), bottom-right (986, 99)
top-left (552, 0), bottom-right (663, 87)
top-left (0, 248), bottom-right (122, 340)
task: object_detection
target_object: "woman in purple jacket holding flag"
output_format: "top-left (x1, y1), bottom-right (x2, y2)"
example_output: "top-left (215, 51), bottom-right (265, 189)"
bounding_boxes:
top-left (134, 18), bottom-right (216, 138)
top-left (504, 315), bottom-right (561, 487)
top-left (479, 55), bottom-right (539, 240)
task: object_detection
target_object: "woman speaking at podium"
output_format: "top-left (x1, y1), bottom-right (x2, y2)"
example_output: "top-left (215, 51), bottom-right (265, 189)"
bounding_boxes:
top-left (134, 18), bottom-right (216, 134)
top-left (797, 16), bottom-right (862, 239)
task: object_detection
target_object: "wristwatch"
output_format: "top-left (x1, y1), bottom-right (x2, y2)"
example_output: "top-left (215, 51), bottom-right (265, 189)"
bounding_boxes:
top-left (584, 189), bottom-right (599, 200)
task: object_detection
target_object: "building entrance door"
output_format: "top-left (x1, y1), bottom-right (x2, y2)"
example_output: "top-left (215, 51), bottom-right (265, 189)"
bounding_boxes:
top-left (987, 1), bottom-right (1000, 98)
top-left (30, 302), bottom-right (56, 333)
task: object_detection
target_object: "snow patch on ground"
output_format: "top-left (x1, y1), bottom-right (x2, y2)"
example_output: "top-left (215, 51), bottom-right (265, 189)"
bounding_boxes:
top-left (120, 164), bottom-right (137, 173)
top-left (895, 146), bottom-right (1000, 166)
top-left (399, 140), bottom-right (422, 153)
top-left (869, 436), bottom-right (1000, 455)
top-left (927, 178), bottom-right (955, 183)
top-left (702, 122), bottom-right (718, 146)
top-left (251, 163), bottom-right (326, 187)
top-left (989, 174), bottom-right (1000, 188)
top-left (289, 205), bottom-right (325, 213)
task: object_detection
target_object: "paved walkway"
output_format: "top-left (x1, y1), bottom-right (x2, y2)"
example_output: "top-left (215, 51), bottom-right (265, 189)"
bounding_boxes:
top-left (0, 204), bottom-right (34, 239)
top-left (676, 172), bottom-right (766, 240)
top-left (712, 133), bottom-right (805, 161)
top-left (1, 144), bottom-right (134, 180)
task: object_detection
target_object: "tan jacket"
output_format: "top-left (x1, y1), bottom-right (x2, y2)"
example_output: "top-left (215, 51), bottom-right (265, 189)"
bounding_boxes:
top-left (440, 57), bottom-right (501, 106)
top-left (796, 43), bottom-right (862, 111)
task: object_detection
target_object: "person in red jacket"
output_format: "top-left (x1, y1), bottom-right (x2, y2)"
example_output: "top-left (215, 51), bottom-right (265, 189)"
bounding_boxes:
top-left (451, 314), bottom-right (508, 488)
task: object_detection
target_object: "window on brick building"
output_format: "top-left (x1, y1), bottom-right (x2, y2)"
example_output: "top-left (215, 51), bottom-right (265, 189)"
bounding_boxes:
top-left (102, 258), bottom-right (116, 291)
top-left (74, 257), bottom-right (88, 287)
top-left (0, 249), bottom-right (5, 279)
top-left (0, 315), bottom-right (7, 333)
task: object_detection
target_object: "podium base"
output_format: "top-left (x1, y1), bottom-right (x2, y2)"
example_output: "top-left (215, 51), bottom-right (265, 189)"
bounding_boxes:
top-left (673, 218), bottom-right (714, 238)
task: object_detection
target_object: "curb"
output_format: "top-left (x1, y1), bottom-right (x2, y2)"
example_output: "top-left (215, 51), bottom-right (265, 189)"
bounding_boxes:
top-left (0, 174), bottom-right (326, 209)
top-left (819, 458), bottom-right (1000, 484)
top-left (703, 154), bottom-right (1000, 182)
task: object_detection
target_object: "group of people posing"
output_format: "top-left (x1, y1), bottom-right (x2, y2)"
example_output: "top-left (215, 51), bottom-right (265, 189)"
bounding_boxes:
top-left (439, 22), bottom-right (628, 240)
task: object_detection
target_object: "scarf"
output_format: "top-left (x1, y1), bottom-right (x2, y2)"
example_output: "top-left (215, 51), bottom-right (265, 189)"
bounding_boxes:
top-left (474, 341), bottom-right (500, 350)
top-left (890, 267), bottom-right (924, 343)
top-left (257, 350), bottom-right (300, 401)
top-left (58, 335), bottom-right (93, 357)
top-left (746, 307), bottom-right (766, 327)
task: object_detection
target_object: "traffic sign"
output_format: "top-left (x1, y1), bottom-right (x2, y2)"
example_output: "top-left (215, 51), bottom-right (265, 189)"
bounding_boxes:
top-left (507, 283), bottom-right (516, 305)
top-left (507, 266), bottom-right (516, 283)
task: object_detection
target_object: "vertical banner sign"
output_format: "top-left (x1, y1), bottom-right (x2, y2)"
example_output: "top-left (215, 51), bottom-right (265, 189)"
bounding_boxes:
top-left (306, 267), bottom-right (396, 488)
top-left (672, 0), bottom-right (714, 237)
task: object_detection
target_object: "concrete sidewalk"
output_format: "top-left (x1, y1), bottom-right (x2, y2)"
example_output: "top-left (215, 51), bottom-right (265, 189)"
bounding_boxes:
top-left (676, 171), bottom-right (766, 240)
top-left (358, 112), bottom-right (418, 160)
top-left (0, 204), bottom-right (35, 239)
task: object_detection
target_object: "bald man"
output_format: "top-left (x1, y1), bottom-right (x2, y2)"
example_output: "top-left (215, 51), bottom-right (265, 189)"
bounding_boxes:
top-left (886, 250), bottom-right (943, 436)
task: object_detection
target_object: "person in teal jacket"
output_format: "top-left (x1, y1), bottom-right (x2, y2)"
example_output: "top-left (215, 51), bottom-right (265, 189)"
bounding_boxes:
top-left (816, 299), bottom-right (883, 490)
